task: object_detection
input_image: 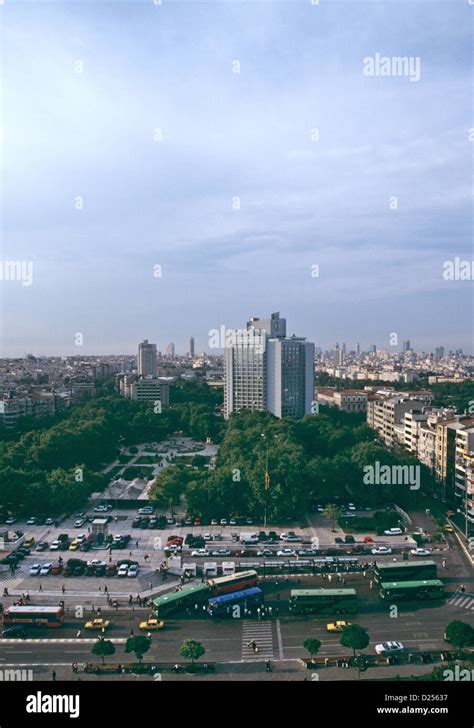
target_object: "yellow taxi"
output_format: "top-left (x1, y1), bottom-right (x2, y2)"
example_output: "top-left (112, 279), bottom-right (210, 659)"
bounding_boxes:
top-left (326, 620), bottom-right (351, 633)
top-left (444, 524), bottom-right (454, 533)
top-left (84, 618), bottom-right (111, 630)
top-left (139, 617), bottom-right (165, 631)
top-left (69, 540), bottom-right (80, 551)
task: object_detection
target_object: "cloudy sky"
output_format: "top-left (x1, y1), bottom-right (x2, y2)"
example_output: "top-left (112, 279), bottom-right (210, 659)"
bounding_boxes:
top-left (1, 0), bottom-right (472, 356)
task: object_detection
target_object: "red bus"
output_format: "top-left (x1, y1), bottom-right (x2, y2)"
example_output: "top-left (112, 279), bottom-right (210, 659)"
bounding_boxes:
top-left (2, 606), bottom-right (65, 627)
top-left (208, 570), bottom-right (258, 596)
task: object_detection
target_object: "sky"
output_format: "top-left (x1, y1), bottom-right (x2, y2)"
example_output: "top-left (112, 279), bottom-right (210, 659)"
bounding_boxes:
top-left (1, 0), bottom-right (473, 356)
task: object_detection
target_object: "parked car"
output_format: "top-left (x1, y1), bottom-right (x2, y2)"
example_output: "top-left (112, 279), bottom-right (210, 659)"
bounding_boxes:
top-left (276, 549), bottom-right (296, 557)
top-left (203, 533), bottom-right (213, 541)
top-left (210, 519), bottom-right (218, 526)
top-left (364, 536), bottom-right (374, 544)
top-left (138, 507), bottom-right (153, 515)
top-left (26, 517), bottom-right (37, 525)
top-left (384, 528), bottom-right (403, 536)
top-left (257, 549), bottom-right (275, 557)
top-left (375, 641), bottom-right (405, 655)
top-left (191, 549), bottom-right (209, 557)
top-left (410, 547), bottom-right (431, 556)
top-left (51, 563), bottom-right (63, 575)
top-left (117, 564), bottom-right (129, 577)
top-left (211, 548), bottom-right (231, 557)
top-left (29, 563), bottom-right (42, 576)
top-left (371, 546), bottom-right (392, 555)
top-left (74, 519), bottom-right (85, 528)
top-left (5, 517), bottom-right (16, 525)
top-left (132, 518), bottom-right (142, 528)
top-left (86, 559), bottom-right (107, 568)
top-left (220, 519), bottom-right (228, 526)
top-left (298, 549), bottom-right (318, 556)
top-left (39, 562), bottom-right (53, 576)
top-left (127, 564), bottom-right (139, 577)
top-left (45, 518), bottom-right (55, 525)
top-left (335, 538), bottom-right (344, 544)
top-left (35, 541), bottom-right (48, 552)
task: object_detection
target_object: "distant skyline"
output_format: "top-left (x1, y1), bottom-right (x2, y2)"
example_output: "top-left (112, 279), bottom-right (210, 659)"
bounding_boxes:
top-left (1, 1), bottom-right (472, 357)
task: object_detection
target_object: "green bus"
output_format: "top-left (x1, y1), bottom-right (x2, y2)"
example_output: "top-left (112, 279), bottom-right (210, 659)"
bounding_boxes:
top-left (152, 583), bottom-right (210, 617)
top-left (289, 588), bottom-right (358, 615)
top-left (373, 560), bottom-right (437, 584)
top-left (379, 579), bottom-right (444, 601)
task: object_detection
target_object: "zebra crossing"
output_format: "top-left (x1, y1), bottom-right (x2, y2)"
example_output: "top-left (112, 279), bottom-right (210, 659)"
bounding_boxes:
top-left (446, 591), bottom-right (474, 612)
top-left (0, 638), bottom-right (127, 644)
top-left (241, 620), bottom-right (274, 661)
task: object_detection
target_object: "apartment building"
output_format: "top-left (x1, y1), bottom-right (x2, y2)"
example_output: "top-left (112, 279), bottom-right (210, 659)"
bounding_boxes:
top-left (367, 391), bottom-right (432, 448)
top-left (120, 375), bottom-right (169, 405)
top-left (224, 312), bottom-right (314, 420)
top-left (454, 427), bottom-right (474, 526)
top-left (316, 388), bottom-right (368, 413)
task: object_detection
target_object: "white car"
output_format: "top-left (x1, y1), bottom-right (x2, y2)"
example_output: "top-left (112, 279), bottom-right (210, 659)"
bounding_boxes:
top-left (276, 549), bottom-right (296, 557)
top-left (45, 518), bottom-right (54, 525)
top-left (410, 547), bottom-right (431, 556)
top-left (74, 519), bottom-right (85, 528)
top-left (375, 641), bottom-right (405, 655)
top-left (76, 534), bottom-right (86, 543)
top-left (117, 564), bottom-right (129, 577)
top-left (127, 565), bottom-right (139, 577)
top-left (211, 549), bottom-right (231, 556)
top-left (94, 505), bottom-right (107, 513)
top-left (39, 563), bottom-right (53, 576)
top-left (203, 533), bottom-right (213, 541)
top-left (50, 540), bottom-right (61, 551)
top-left (191, 549), bottom-right (209, 557)
top-left (29, 563), bottom-right (42, 576)
top-left (348, 503), bottom-right (356, 511)
top-left (298, 549), bottom-right (317, 556)
top-left (371, 546), bottom-right (392, 555)
top-left (27, 517), bottom-right (37, 525)
top-left (138, 507), bottom-right (153, 515)
top-left (384, 528), bottom-right (403, 536)
top-left (86, 559), bottom-right (106, 568)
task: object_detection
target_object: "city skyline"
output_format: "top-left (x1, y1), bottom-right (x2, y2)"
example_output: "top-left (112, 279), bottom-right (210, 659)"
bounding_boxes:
top-left (2, 1), bottom-right (472, 357)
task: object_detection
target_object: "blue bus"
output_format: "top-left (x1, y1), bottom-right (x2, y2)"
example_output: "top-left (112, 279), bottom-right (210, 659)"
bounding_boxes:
top-left (207, 587), bottom-right (264, 617)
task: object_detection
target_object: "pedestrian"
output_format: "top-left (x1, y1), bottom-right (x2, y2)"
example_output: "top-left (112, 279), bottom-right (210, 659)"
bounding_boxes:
top-left (76, 630), bottom-right (81, 638)
top-left (149, 581), bottom-right (152, 590)
top-left (52, 670), bottom-right (56, 681)
top-left (129, 594), bottom-right (133, 605)
top-left (98, 586), bottom-right (101, 593)
top-left (442, 559), bottom-right (447, 568)
top-left (39, 584), bottom-right (42, 592)
top-left (147, 631), bottom-right (152, 639)
top-left (369, 580), bottom-right (373, 590)
top-left (62, 585), bottom-right (65, 594)
top-left (104, 585), bottom-right (108, 594)
top-left (136, 540), bottom-right (138, 548)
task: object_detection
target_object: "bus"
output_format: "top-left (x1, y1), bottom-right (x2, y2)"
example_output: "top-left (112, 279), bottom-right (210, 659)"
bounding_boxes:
top-left (379, 579), bottom-right (445, 601)
top-left (207, 587), bottom-right (264, 617)
top-left (373, 560), bottom-right (437, 584)
top-left (289, 588), bottom-right (358, 615)
top-left (2, 606), bottom-right (65, 627)
top-left (152, 583), bottom-right (210, 617)
top-left (208, 570), bottom-right (258, 596)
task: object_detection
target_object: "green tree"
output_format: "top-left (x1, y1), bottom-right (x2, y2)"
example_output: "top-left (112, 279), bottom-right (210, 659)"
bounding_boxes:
top-left (91, 639), bottom-right (115, 665)
top-left (180, 639), bottom-right (205, 664)
top-left (323, 504), bottom-right (342, 532)
top-left (303, 638), bottom-right (321, 660)
top-left (125, 635), bottom-right (151, 663)
top-left (340, 624), bottom-right (370, 657)
top-left (444, 620), bottom-right (474, 648)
